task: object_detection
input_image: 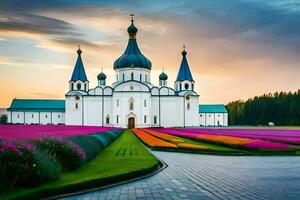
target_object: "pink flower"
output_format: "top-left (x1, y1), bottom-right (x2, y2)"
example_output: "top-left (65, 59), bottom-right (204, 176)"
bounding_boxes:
top-left (0, 141), bottom-right (21, 154)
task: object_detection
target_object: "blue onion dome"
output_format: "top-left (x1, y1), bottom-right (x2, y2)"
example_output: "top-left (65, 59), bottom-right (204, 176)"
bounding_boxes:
top-left (159, 71), bottom-right (168, 80)
top-left (97, 72), bottom-right (106, 80)
top-left (113, 15), bottom-right (152, 70)
top-left (127, 22), bottom-right (138, 36)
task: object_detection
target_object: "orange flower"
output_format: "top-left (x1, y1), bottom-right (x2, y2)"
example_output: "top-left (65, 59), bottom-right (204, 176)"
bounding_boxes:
top-left (143, 129), bottom-right (184, 144)
top-left (196, 134), bottom-right (254, 146)
top-left (177, 143), bottom-right (210, 150)
top-left (132, 128), bottom-right (177, 148)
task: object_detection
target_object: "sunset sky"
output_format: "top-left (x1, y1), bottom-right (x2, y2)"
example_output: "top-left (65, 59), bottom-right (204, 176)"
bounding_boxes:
top-left (1, 0), bottom-right (300, 108)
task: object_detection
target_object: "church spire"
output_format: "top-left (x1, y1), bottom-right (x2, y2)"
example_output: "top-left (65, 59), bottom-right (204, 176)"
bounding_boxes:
top-left (176, 45), bottom-right (194, 82)
top-left (71, 46), bottom-right (88, 82)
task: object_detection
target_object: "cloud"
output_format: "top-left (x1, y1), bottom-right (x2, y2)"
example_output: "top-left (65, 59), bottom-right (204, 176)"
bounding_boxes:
top-left (0, 12), bottom-right (79, 36)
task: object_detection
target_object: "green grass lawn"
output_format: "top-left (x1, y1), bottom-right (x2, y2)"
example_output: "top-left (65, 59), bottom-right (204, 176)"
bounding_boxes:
top-left (0, 130), bottom-right (159, 200)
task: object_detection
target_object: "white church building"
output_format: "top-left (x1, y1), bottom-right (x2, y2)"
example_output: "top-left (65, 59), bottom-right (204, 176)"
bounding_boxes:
top-left (7, 17), bottom-right (228, 128)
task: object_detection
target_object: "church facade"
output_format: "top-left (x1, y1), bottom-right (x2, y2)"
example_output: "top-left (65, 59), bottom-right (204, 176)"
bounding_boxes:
top-left (7, 17), bottom-right (228, 128)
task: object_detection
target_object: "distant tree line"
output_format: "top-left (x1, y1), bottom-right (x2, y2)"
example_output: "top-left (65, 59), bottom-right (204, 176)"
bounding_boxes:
top-left (226, 90), bottom-right (300, 126)
top-left (0, 114), bottom-right (7, 124)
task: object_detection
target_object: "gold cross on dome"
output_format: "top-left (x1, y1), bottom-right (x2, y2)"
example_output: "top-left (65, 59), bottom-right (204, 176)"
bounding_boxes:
top-left (130, 14), bottom-right (135, 22)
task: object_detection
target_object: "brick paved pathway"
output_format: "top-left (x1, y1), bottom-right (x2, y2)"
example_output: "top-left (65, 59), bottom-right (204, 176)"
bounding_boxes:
top-left (63, 151), bottom-right (300, 200)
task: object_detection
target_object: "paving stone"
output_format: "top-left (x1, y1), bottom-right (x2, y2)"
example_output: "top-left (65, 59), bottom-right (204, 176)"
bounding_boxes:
top-left (62, 151), bottom-right (300, 200)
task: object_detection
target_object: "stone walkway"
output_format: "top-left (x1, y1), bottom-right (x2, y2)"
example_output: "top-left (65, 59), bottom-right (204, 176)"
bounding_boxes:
top-left (63, 151), bottom-right (300, 200)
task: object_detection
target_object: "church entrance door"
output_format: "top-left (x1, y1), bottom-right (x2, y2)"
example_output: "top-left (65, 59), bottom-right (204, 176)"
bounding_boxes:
top-left (128, 117), bottom-right (135, 129)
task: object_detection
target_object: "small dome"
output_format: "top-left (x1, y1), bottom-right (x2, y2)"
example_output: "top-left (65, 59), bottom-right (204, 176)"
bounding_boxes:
top-left (97, 72), bottom-right (106, 80)
top-left (159, 71), bottom-right (168, 80)
top-left (127, 22), bottom-right (138, 35)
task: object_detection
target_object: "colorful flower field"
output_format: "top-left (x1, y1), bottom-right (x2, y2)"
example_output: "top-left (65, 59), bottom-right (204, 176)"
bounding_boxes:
top-left (0, 125), bottom-right (121, 139)
top-left (153, 128), bottom-right (298, 153)
top-left (181, 128), bottom-right (300, 145)
top-left (0, 125), bottom-right (124, 192)
top-left (132, 128), bottom-right (211, 151)
top-left (131, 128), bottom-right (177, 148)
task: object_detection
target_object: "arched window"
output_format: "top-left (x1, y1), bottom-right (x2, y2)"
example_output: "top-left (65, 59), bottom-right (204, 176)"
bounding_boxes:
top-left (32, 114), bottom-right (34, 118)
top-left (140, 74), bottom-right (142, 81)
top-left (145, 74), bottom-right (147, 82)
top-left (116, 99), bottom-right (119, 107)
top-left (17, 114), bottom-right (20, 118)
top-left (58, 114), bottom-right (60, 118)
top-left (187, 102), bottom-right (190, 110)
top-left (75, 103), bottom-right (78, 109)
top-left (106, 115), bottom-right (110, 124)
top-left (144, 115), bottom-right (147, 123)
top-left (84, 83), bottom-right (87, 91)
top-left (45, 114), bottom-right (48, 118)
top-left (144, 100), bottom-right (146, 107)
top-left (71, 82), bottom-right (74, 90)
top-left (184, 83), bottom-right (189, 90)
top-left (116, 115), bottom-right (119, 123)
top-left (179, 83), bottom-right (182, 91)
top-left (130, 102), bottom-right (134, 110)
top-left (131, 72), bottom-right (134, 80)
top-left (129, 98), bottom-right (134, 110)
top-left (154, 116), bottom-right (157, 124)
top-left (122, 74), bottom-right (125, 81)
top-left (77, 83), bottom-right (81, 90)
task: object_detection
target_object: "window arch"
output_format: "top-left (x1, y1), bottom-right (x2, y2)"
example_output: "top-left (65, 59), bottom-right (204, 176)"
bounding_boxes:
top-left (32, 114), bottom-right (34, 118)
top-left (184, 83), bottom-right (189, 90)
top-left (131, 72), bottom-right (134, 80)
top-left (130, 102), bottom-right (134, 110)
top-left (106, 115), bottom-right (110, 124)
top-left (129, 98), bottom-right (134, 110)
top-left (154, 116), bottom-right (157, 124)
top-left (77, 83), bottom-right (81, 90)
top-left (122, 74), bottom-right (125, 81)
top-left (140, 74), bottom-right (142, 81)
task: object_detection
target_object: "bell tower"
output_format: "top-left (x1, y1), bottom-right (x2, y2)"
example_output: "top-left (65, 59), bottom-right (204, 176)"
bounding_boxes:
top-left (69, 46), bottom-right (89, 92)
top-left (174, 45), bottom-right (194, 91)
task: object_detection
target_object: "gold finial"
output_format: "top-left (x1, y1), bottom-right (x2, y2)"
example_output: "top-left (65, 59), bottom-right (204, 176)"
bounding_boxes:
top-left (130, 14), bottom-right (135, 23)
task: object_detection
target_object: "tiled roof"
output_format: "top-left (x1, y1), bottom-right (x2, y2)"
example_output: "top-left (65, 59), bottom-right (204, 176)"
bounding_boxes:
top-left (7, 99), bottom-right (65, 112)
top-left (199, 104), bottom-right (227, 113)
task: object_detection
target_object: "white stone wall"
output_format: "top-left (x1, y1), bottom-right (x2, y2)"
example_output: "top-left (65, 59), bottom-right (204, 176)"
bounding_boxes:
top-left (115, 68), bottom-right (151, 83)
top-left (9, 111), bottom-right (64, 125)
top-left (65, 95), bottom-right (84, 125)
top-left (199, 113), bottom-right (228, 126)
top-left (184, 95), bottom-right (200, 127)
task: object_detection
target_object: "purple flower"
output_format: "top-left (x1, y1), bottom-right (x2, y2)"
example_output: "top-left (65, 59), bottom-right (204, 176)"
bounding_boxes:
top-left (0, 141), bottom-right (21, 154)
